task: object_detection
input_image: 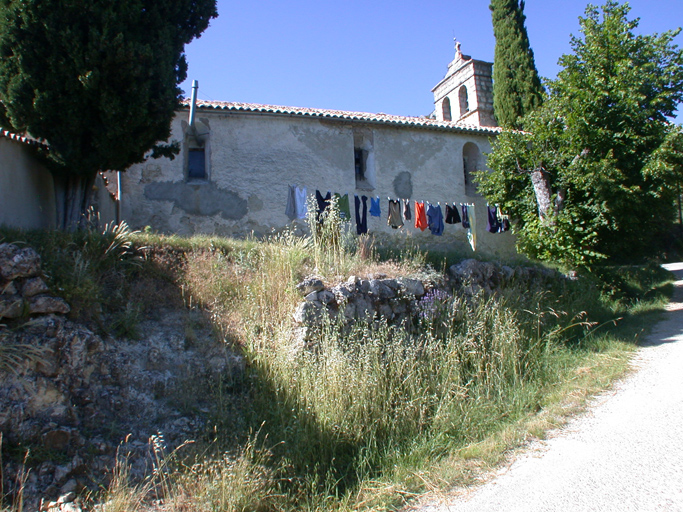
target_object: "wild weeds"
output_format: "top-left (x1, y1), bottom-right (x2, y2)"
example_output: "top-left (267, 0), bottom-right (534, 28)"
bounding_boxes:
top-left (3, 223), bottom-right (670, 511)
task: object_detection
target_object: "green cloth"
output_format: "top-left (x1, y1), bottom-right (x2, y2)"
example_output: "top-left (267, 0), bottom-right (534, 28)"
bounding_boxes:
top-left (334, 193), bottom-right (351, 221)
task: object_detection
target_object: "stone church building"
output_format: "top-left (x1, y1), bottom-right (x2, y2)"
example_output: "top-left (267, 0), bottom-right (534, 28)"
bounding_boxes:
top-left (118, 45), bottom-right (515, 257)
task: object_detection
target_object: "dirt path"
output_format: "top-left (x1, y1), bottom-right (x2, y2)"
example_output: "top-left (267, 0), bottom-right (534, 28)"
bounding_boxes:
top-left (413, 263), bottom-right (683, 512)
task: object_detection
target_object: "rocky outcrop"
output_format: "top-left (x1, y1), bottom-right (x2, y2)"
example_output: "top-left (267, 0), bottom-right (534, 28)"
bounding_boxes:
top-left (0, 244), bottom-right (245, 510)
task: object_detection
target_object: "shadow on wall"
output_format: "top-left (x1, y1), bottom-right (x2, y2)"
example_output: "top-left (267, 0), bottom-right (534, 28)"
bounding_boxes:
top-left (144, 181), bottom-right (248, 220)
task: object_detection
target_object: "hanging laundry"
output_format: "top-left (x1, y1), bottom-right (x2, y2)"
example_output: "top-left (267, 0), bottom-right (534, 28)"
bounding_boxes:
top-left (426, 203), bottom-right (444, 236)
top-left (445, 203), bottom-right (461, 225)
top-left (414, 201), bottom-right (428, 231)
top-left (403, 199), bottom-right (412, 222)
top-left (486, 204), bottom-right (500, 233)
top-left (355, 195), bottom-right (368, 235)
top-left (460, 203), bottom-right (470, 229)
top-left (369, 196), bottom-right (381, 217)
top-left (285, 184), bottom-right (297, 220)
top-left (387, 199), bottom-right (403, 229)
top-left (295, 186), bottom-right (307, 219)
top-left (316, 190), bottom-right (331, 223)
top-left (496, 206), bottom-right (511, 232)
top-left (334, 193), bottom-right (351, 221)
top-left (467, 205), bottom-right (477, 251)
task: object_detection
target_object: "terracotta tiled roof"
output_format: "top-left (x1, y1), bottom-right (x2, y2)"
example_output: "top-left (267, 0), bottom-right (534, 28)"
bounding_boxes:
top-left (182, 99), bottom-right (502, 135)
top-left (0, 127), bottom-right (48, 149)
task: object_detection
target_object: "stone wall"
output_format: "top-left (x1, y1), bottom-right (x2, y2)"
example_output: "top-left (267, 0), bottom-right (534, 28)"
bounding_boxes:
top-left (292, 259), bottom-right (562, 339)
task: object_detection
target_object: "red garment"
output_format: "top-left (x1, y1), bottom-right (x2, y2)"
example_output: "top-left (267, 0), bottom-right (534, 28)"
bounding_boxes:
top-left (414, 201), bottom-right (428, 231)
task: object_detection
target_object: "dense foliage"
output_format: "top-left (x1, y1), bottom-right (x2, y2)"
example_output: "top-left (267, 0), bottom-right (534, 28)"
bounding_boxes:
top-left (489, 0), bottom-right (544, 129)
top-left (0, 0), bottom-right (217, 225)
top-left (478, 1), bottom-right (683, 266)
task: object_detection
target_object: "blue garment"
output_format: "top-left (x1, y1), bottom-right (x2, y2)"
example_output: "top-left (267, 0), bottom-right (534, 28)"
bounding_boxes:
top-left (285, 184), bottom-right (296, 220)
top-left (461, 204), bottom-right (470, 229)
top-left (355, 195), bottom-right (368, 235)
top-left (369, 196), bottom-right (381, 217)
top-left (426, 203), bottom-right (444, 236)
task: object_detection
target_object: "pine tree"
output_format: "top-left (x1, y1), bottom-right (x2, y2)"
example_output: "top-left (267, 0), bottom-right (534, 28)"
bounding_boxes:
top-left (490, 0), bottom-right (544, 129)
top-left (0, 0), bottom-right (217, 228)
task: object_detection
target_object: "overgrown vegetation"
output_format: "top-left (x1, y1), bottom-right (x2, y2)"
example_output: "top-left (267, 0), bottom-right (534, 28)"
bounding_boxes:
top-left (0, 214), bottom-right (673, 511)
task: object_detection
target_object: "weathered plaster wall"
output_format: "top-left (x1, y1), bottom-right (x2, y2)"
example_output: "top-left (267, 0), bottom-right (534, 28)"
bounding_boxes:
top-left (0, 138), bottom-right (56, 230)
top-left (121, 110), bottom-right (516, 258)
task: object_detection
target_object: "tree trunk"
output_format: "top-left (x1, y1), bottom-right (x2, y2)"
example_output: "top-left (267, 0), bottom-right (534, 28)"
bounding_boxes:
top-left (61, 174), bottom-right (96, 231)
top-left (530, 168), bottom-right (552, 222)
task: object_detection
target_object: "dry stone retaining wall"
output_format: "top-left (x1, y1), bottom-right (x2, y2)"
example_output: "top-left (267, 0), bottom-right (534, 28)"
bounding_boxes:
top-left (293, 259), bottom-right (562, 335)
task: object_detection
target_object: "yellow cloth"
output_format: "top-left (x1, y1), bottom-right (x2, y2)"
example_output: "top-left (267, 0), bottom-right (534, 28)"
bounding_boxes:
top-left (467, 205), bottom-right (477, 251)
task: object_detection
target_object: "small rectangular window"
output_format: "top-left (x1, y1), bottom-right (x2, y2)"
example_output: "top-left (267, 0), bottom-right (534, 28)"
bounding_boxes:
top-left (188, 148), bottom-right (206, 180)
top-left (354, 148), bottom-right (366, 182)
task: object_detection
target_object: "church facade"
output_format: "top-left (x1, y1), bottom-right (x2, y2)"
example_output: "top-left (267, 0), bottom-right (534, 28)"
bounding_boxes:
top-left (117, 46), bottom-right (515, 257)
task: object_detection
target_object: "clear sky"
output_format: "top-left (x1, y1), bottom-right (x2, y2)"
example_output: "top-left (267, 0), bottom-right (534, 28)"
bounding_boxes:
top-left (180, 0), bottom-right (683, 121)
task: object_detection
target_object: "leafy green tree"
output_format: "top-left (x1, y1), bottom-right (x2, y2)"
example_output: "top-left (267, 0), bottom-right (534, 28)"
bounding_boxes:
top-left (0, 0), bottom-right (217, 228)
top-left (490, 0), bottom-right (544, 129)
top-left (478, 1), bottom-right (683, 266)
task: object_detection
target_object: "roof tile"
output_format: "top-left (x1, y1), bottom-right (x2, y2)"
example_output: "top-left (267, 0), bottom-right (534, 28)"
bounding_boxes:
top-left (182, 100), bottom-right (502, 135)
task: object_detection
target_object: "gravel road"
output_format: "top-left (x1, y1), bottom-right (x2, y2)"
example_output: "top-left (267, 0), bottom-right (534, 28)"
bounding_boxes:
top-left (413, 263), bottom-right (683, 512)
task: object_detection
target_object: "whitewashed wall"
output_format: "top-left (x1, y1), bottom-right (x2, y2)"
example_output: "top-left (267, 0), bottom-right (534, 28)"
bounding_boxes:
top-left (121, 109), bottom-right (516, 258)
top-left (0, 138), bottom-right (56, 230)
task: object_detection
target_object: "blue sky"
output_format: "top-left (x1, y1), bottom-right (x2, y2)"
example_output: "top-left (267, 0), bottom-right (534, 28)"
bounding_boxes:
top-left (180, 0), bottom-right (683, 121)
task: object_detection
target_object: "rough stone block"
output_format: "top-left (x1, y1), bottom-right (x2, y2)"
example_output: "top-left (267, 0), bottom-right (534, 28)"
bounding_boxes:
top-left (0, 294), bottom-right (24, 319)
top-left (296, 277), bottom-right (325, 295)
top-left (43, 429), bottom-right (71, 452)
top-left (1, 280), bottom-right (17, 295)
top-left (377, 303), bottom-right (394, 321)
top-left (369, 279), bottom-right (395, 299)
top-left (22, 277), bottom-right (49, 297)
top-left (331, 284), bottom-right (352, 303)
top-left (29, 296), bottom-right (70, 315)
top-left (293, 301), bottom-right (324, 325)
top-left (398, 278), bottom-right (425, 297)
top-left (317, 290), bottom-right (336, 305)
top-left (0, 243), bottom-right (41, 280)
top-left (353, 297), bottom-right (374, 321)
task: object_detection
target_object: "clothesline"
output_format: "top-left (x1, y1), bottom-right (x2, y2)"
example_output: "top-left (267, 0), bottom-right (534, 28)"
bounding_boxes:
top-left (285, 185), bottom-right (510, 252)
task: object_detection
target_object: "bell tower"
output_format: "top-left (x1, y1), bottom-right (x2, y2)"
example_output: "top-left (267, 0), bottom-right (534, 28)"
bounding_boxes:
top-left (432, 40), bottom-right (496, 127)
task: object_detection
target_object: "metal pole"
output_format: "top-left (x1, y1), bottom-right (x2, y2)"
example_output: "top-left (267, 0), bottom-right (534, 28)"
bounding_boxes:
top-left (116, 171), bottom-right (122, 225)
top-left (189, 80), bottom-right (199, 130)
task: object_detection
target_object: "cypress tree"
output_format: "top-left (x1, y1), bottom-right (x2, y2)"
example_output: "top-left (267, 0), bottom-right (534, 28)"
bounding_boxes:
top-left (490, 0), bottom-right (544, 129)
top-left (0, 0), bottom-right (217, 228)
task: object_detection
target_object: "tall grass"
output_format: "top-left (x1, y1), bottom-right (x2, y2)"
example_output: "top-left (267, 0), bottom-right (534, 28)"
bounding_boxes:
top-left (243, 279), bottom-right (612, 509)
top-left (0, 221), bottom-right (672, 511)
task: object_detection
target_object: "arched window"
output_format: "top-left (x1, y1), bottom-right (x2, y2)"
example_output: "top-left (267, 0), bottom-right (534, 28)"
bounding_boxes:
top-left (442, 97), bottom-right (452, 121)
top-left (462, 142), bottom-right (481, 196)
top-left (459, 86), bottom-right (469, 117)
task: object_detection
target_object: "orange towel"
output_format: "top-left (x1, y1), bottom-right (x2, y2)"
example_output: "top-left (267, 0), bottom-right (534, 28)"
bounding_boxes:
top-left (414, 201), bottom-right (428, 231)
